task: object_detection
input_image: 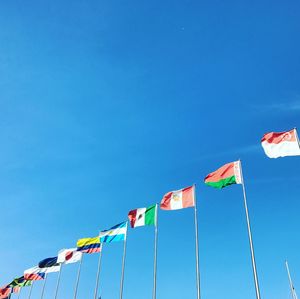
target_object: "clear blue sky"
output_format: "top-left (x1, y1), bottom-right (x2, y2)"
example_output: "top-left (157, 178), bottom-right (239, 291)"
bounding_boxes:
top-left (0, 0), bottom-right (300, 298)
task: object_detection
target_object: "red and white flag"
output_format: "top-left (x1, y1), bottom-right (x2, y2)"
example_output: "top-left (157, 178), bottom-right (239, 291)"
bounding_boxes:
top-left (57, 248), bottom-right (82, 264)
top-left (160, 185), bottom-right (194, 210)
top-left (261, 129), bottom-right (300, 158)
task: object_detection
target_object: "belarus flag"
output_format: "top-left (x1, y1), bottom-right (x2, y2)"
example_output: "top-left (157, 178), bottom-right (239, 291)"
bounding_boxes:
top-left (160, 185), bottom-right (194, 210)
top-left (261, 129), bottom-right (300, 158)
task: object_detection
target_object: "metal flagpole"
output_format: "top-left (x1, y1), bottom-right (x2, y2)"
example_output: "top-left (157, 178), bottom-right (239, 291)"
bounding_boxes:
top-left (93, 244), bottom-right (103, 299)
top-left (239, 160), bottom-right (261, 299)
top-left (152, 204), bottom-right (158, 299)
top-left (285, 260), bottom-right (298, 299)
top-left (27, 281), bottom-right (34, 299)
top-left (17, 287), bottom-right (22, 299)
top-left (73, 255), bottom-right (84, 299)
top-left (119, 222), bottom-right (128, 299)
top-left (54, 265), bottom-right (63, 299)
top-left (40, 273), bottom-right (48, 299)
top-left (193, 184), bottom-right (201, 299)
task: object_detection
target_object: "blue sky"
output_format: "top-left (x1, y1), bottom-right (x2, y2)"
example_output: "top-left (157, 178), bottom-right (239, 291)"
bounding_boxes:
top-left (0, 0), bottom-right (300, 298)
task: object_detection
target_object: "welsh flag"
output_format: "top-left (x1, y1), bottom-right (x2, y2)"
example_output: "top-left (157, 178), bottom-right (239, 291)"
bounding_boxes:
top-left (205, 161), bottom-right (242, 189)
top-left (261, 128), bottom-right (300, 158)
top-left (128, 204), bottom-right (156, 228)
top-left (160, 186), bottom-right (194, 210)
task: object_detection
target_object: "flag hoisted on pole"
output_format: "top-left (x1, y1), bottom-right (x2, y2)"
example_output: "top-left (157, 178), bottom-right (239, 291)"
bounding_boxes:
top-left (205, 160), bottom-right (261, 299)
top-left (160, 185), bottom-right (201, 299)
top-left (285, 260), bottom-right (298, 299)
top-left (93, 244), bottom-right (103, 299)
top-left (127, 204), bottom-right (158, 299)
top-left (261, 128), bottom-right (300, 158)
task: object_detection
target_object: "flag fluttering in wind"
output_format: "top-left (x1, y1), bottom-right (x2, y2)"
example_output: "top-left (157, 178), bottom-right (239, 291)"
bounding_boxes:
top-left (100, 222), bottom-right (127, 243)
top-left (128, 204), bottom-right (156, 228)
top-left (0, 286), bottom-right (13, 299)
top-left (261, 128), bottom-right (300, 158)
top-left (57, 248), bottom-right (82, 264)
top-left (24, 266), bottom-right (46, 280)
top-left (9, 276), bottom-right (32, 288)
top-left (38, 257), bottom-right (61, 273)
top-left (160, 185), bottom-right (194, 210)
top-left (77, 237), bottom-right (101, 253)
top-left (204, 161), bottom-right (242, 189)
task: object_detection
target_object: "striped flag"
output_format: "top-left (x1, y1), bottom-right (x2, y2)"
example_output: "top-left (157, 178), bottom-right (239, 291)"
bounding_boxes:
top-left (261, 128), bottom-right (300, 158)
top-left (99, 222), bottom-right (127, 243)
top-left (77, 237), bottom-right (101, 253)
top-left (128, 204), bottom-right (156, 228)
top-left (160, 186), bottom-right (194, 210)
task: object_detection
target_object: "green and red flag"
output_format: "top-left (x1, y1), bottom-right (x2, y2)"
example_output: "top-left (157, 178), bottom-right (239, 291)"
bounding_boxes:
top-left (204, 161), bottom-right (242, 189)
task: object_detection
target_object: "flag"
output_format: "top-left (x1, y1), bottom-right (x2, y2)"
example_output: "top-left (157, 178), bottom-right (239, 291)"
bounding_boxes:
top-left (0, 287), bottom-right (12, 299)
top-left (204, 161), bottom-right (242, 189)
top-left (9, 276), bottom-right (32, 287)
top-left (128, 204), bottom-right (156, 228)
top-left (99, 222), bottom-right (127, 243)
top-left (261, 128), bottom-right (300, 158)
top-left (77, 237), bottom-right (101, 253)
top-left (160, 185), bottom-right (194, 210)
top-left (57, 248), bottom-right (82, 264)
top-left (24, 266), bottom-right (46, 280)
top-left (38, 257), bottom-right (61, 273)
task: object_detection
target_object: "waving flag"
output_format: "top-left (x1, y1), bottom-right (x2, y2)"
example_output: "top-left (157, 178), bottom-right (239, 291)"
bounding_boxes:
top-left (0, 286), bottom-right (12, 299)
top-left (100, 222), bottom-right (127, 243)
top-left (204, 161), bottom-right (242, 189)
top-left (261, 128), bottom-right (300, 158)
top-left (38, 257), bottom-right (60, 273)
top-left (24, 266), bottom-right (46, 280)
top-left (128, 204), bottom-right (156, 228)
top-left (57, 248), bottom-right (82, 264)
top-left (77, 237), bottom-right (101, 253)
top-left (160, 186), bottom-right (194, 210)
top-left (9, 276), bottom-right (32, 287)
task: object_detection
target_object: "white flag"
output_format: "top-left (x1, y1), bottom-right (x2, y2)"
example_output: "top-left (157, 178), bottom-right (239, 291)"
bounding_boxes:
top-left (57, 248), bottom-right (82, 264)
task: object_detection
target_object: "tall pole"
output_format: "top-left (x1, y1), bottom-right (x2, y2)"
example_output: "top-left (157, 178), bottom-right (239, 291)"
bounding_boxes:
top-left (93, 244), bottom-right (103, 299)
top-left (27, 281), bottom-right (34, 299)
top-left (239, 160), bottom-right (261, 299)
top-left (54, 265), bottom-right (63, 299)
top-left (294, 128), bottom-right (300, 149)
top-left (40, 273), bottom-right (48, 299)
top-left (73, 255), bottom-right (84, 299)
top-left (17, 287), bottom-right (22, 299)
top-left (286, 260), bottom-right (298, 299)
top-left (193, 184), bottom-right (201, 299)
top-left (152, 204), bottom-right (158, 299)
top-left (119, 222), bottom-right (128, 299)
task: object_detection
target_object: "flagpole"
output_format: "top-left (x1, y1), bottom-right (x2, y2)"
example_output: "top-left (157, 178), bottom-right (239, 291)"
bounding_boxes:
top-left (152, 204), bottom-right (158, 299)
top-left (193, 184), bottom-right (201, 299)
top-left (285, 260), bottom-right (298, 299)
top-left (54, 265), bottom-right (63, 299)
top-left (93, 244), bottom-right (103, 299)
top-left (120, 222), bottom-right (128, 299)
top-left (27, 281), bottom-right (34, 299)
top-left (239, 160), bottom-right (261, 299)
top-left (17, 287), bottom-right (22, 299)
top-left (40, 273), bottom-right (48, 299)
top-left (294, 128), bottom-right (300, 149)
top-left (73, 255), bottom-right (84, 299)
